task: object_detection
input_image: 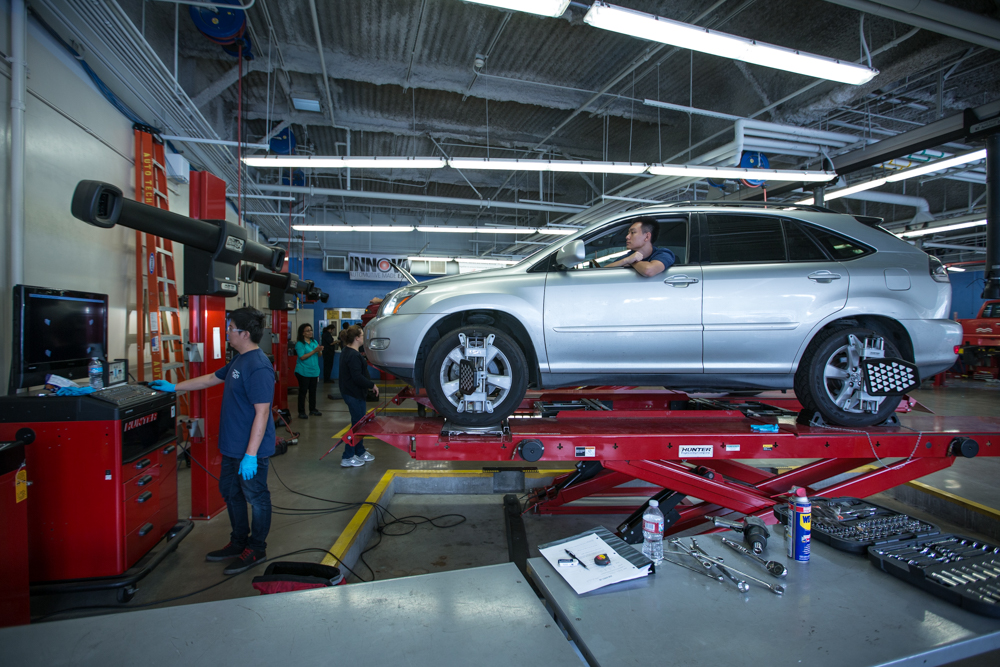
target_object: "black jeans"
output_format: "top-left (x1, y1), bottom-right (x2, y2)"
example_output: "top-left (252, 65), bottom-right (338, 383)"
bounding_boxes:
top-left (219, 454), bottom-right (271, 552)
top-left (323, 353), bottom-right (335, 383)
top-left (295, 373), bottom-right (318, 413)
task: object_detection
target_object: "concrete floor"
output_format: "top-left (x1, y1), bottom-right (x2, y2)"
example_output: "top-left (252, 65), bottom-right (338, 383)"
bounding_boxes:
top-left (30, 377), bottom-right (1000, 625)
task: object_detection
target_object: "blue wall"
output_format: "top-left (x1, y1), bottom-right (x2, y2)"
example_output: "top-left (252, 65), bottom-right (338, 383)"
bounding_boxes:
top-left (951, 270), bottom-right (988, 320)
top-left (289, 257), bottom-right (434, 330)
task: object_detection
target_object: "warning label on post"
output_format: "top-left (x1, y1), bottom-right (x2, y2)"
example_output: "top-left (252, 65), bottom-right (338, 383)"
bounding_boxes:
top-left (679, 445), bottom-right (714, 458)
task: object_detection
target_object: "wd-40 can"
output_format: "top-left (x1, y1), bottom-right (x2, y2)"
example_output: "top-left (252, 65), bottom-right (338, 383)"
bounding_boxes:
top-left (786, 490), bottom-right (811, 562)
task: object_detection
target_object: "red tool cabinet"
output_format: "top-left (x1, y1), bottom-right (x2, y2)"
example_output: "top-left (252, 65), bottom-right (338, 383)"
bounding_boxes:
top-left (0, 393), bottom-right (178, 582)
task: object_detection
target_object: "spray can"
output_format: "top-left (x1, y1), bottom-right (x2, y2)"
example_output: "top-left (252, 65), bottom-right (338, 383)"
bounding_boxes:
top-left (785, 488), bottom-right (811, 562)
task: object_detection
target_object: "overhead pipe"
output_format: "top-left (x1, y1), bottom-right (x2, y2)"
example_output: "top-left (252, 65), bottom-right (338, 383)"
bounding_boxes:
top-left (9, 0), bottom-right (26, 288)
top-left (821, 0), bottom-right (1000, 51)
top-left (307, 0), bottom-right (337, 128)
top-left (863, 0), bottom-right (1000, 43)
top-left (985, 132), bottom-right (999, 299)
top-left (254, 184), bottom-right (588, 214)
top-left (838, 190), bottom-right (934, 223)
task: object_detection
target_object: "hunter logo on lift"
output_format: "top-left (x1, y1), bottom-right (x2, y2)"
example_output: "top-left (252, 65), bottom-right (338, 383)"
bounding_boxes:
top-left (123, 413), bottom-right (159, 432)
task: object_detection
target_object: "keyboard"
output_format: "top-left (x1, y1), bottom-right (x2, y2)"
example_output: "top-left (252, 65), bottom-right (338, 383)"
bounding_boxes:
top-left (91, 384), bottom-right (159, 407)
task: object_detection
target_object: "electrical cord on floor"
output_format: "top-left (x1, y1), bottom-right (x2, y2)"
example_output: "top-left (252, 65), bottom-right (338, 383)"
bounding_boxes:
top-left (31, 547), bottom-right (354, 623)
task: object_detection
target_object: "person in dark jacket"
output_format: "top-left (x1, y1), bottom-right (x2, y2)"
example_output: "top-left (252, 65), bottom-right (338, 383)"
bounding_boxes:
top-left (338, 325), bottom-right (378, 468)
top-left (321, 325), bottom-right (337, 383)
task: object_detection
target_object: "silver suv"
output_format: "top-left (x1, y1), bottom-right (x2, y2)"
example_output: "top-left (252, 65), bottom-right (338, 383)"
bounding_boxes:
top-left (364, 203), bottom-right (960, 427)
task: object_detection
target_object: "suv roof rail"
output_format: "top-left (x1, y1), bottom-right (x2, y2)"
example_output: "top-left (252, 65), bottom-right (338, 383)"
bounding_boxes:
top-left (659, 200), bottom-right (836, 213)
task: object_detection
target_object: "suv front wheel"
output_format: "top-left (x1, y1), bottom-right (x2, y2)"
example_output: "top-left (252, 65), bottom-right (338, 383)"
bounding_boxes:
top-left (795, 326), bottom-right (903, 427)
top-left (424, 325), bottom-right (528, 426)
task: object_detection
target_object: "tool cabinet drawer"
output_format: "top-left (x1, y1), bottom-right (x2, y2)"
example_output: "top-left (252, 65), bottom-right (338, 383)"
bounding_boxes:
top-left (121, 450), bottom-right (160, 484)
top-left (124, 479), bottom-right (160, 535)
top-left (125, 513), bottom-right (162, 569)
top-left (124, 465), bottom-right (161, 501)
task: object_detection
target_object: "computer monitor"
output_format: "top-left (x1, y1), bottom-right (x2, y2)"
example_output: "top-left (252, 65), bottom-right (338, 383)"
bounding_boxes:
top-left (9, 285), bottom-right (109, 392)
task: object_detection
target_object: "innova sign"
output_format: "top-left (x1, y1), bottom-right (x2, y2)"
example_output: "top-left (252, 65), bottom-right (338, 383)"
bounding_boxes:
top-left (348, 253), bottom-right (411, 282)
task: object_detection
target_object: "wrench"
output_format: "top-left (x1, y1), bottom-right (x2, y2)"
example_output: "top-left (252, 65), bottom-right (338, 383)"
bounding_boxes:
top-left (691, 538), bottom-right (748, 593)
top-left (669, 539), bottom-right (713, 569)
top-left (722, 537), bottom-right (788, 577)
top-left (681, 549), bottom-right (785, 595)
top-left (660, 555), bottom-right (725, 583)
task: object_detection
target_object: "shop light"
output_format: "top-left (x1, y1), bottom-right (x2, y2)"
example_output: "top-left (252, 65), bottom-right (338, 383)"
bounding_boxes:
top-left (583, 2), bottom-right (878, 85)
top-left (462, 0), bottom-right (571, 18)
top-left (244, 156), bottom-right (447, 169)
top-left (897, 219), bottom-right (987, 238)
top-left (416, 226), bottom-right (575, 235)
top-left (449, 158), bottom-right (648, 174)
top-left (648, 164), bottom-right (836, 181)
top-left (884, 149), bottom-right (987, 182)
top-left (292, 225), bottom-right (415, 233)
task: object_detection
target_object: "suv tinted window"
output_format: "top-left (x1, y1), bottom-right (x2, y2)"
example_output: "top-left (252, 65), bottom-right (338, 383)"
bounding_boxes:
top-left (562, 215), bottom-right (689, 270)
top-left (807, 225), bottom-right (872, 260)
top-left (707, 214), bottom-right (785, 263)
top-left (784, 220), bottom-right (829, 261)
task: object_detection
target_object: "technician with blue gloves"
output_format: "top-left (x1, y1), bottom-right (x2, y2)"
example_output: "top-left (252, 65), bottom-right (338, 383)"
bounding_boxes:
top-left (150, 307), bottom-right (275, 575)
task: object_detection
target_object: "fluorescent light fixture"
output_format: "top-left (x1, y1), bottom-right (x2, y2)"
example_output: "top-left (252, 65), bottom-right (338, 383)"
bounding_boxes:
top-left (583, 2), bottom-right (878, 85)
top-left (454, 257), bottom-right (519, 265)
top-left (292, 225), bottom-right (415, 233)
top-left (897, 219), bottom-right (987, 238)
top-left (462, 0), bottom-right (570, 18)
top-left (416, 226), bottom-right (575, 235)
top-left (408, 256), bottom-right (455, 263)
top-left (449, 158), bottom-right (648, 174)
top-left (946, 266), bottom-right (966, 272)
top-left (885, 149), bottom-right (987, 182)
top-left (291, 97), bottom-right (321, 112)
top-left (824, 177), bottom-right (891, 201)
top-left (227, 193), bottom-right (296, 202)
top-left (243, 156), bottom-right (447, 169)
top-left (648, 164), bottom-right (836, 182)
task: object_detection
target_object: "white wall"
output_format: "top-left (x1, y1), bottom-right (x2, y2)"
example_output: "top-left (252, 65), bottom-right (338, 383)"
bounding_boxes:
top-left (0, 3), bottom-right (198, 385)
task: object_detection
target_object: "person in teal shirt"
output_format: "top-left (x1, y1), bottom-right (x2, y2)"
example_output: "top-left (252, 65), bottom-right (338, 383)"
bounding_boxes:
top-left (294, 323), bottom-right (323, 419)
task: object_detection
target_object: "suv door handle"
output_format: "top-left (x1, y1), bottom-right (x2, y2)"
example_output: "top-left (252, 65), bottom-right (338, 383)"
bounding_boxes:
top-left (664, 275), bottom-right (699, 287)
top-left (808, 270), bottom-right (842, 283)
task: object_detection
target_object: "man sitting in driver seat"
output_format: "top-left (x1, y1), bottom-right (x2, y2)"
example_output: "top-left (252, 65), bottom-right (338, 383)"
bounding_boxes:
top-left (604, 217), bottom-right (675, 277)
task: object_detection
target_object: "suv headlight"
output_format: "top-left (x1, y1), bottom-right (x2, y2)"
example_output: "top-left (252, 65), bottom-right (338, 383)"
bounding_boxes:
top-left (380, 286), bottom-right (426, 316)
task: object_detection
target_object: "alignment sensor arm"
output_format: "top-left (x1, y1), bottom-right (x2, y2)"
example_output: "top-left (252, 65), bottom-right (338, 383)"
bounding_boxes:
top-left (71, 180), bottom-right (285, 271)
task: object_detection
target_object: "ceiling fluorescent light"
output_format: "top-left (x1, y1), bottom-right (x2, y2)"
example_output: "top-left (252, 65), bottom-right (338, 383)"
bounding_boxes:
top-left (291, 97), bottom-right (322, 112)
top-left (897, 220), bottom-right (987, 238)
top-left (227, 193), bottom-right (296, 202)
top-left (414, 226), bottom-right (576, 235)
top-left (648, 164), bottom-right (836, 181)
top-left (291, 225), bottom-right (415, 233)
top-left (243, 156), bottom-right (447, 169)
top-left (449, 158), bottom-right (647, 174)
top-left (824, 177), bottom-right (891, 201)
top-left (462, 0), bottom-right (570, 18)
top-left (584, 2), bottom-right (878, 85)
top-left (885, 149), bottom-right (987, 182)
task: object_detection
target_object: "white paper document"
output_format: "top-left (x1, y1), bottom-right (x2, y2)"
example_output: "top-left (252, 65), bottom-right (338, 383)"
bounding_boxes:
top-left (539, 533), bottom-right (651, 594)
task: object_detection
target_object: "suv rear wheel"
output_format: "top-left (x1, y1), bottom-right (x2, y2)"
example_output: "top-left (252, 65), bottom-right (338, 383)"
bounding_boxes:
top-left (424, 325), bottom-right (528, 426)
top-left (795, 326), bottom-right (903, 427)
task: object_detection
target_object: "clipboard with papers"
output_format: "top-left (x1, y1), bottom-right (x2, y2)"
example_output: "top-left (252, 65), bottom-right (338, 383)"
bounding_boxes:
top-left (538, 526), bottom-right (654, 595)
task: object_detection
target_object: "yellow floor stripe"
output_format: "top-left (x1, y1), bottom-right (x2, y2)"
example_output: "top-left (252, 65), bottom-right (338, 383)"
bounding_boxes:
top-left (904, 480), bottom-right (1000, 521)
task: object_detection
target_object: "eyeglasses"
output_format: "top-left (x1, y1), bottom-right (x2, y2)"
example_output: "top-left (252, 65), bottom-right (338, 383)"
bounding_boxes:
top-left (226, 322), bottom-right (245, 334)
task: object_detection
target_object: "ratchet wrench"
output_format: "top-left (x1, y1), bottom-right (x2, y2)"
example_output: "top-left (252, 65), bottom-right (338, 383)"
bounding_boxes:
top-left (685, 549), bottom-right (786, 595)
top-left (691, 538), bottom-right (749, 593)
top-left (721, 537), bottom-right (788, 577)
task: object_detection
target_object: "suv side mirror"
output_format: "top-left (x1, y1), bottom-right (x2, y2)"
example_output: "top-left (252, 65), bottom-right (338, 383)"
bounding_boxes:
top-left (555, 240), bottom-right (586, 269)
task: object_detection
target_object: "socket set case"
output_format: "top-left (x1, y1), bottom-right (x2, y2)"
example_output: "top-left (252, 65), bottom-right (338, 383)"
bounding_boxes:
top-left (868, 534), bottom-right (1000, 618)
top-left (773, 496), bottom-right (939, 554)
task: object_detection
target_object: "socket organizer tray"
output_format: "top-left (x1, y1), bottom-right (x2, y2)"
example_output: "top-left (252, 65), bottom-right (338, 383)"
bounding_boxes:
top-left (773, 496), bottom-right (939, 554)
top-left (868, 535), bottom-right (1000, 617)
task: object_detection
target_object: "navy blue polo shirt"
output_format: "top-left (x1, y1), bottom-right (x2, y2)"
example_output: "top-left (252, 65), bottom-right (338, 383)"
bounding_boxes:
top-left (214, 348), bottom-right (276, 458)
top-left (646, 245), bottom-right (676, 271)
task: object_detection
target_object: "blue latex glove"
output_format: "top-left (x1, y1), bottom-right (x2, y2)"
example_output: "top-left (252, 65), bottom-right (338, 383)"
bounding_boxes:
top-left (55, 386), bottom-right (96, 396)
top-left (150, 379), bottom-right (175, 393)
top-left (239, 454), bottom-right (258, 480)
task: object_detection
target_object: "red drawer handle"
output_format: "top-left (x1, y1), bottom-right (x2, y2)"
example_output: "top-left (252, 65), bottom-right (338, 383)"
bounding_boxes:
top-left (137, 475), bottom-right (154, 487)
top-left (162, 445), bottom-right (176, 455)
top-left (138, 522), bottom-right (155, 537)
top-left (134, 458), bottom-right (152, 470)
top-left (137, 491), bottom-right (153, 503)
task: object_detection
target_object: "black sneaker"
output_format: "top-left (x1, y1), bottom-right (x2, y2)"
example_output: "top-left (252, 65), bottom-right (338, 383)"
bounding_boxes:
top-left (205, 541), bottom-right (245, 562)
top-left (298, 413), bottom-right (309, 420)
top-left (310, 410), bottom-right (323, 416)
top-left (223, 548), bottom-right (266, 575)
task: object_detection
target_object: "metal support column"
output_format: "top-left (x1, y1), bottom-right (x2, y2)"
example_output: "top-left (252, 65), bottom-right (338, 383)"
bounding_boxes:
top-left (984, 132), bottom-right (1000, 299)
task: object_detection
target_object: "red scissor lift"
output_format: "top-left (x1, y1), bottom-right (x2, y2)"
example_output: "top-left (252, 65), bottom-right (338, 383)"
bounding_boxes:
top-left (341, 387), bottom-right (1000, 536)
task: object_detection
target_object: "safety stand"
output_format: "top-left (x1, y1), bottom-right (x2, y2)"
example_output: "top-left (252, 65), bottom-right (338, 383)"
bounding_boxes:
top-left (342, 389), bottom-right (1000, 538)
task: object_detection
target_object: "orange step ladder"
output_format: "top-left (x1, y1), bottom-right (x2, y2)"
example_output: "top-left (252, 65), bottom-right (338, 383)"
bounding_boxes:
top-left (134, 127), bottom-right (189, 415)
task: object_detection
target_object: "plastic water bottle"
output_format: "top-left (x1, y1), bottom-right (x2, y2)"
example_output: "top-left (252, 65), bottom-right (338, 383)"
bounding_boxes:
top-left (88, 357), bottom-right (104, 389)
top-left (642, 499), bottom-right (665, 564)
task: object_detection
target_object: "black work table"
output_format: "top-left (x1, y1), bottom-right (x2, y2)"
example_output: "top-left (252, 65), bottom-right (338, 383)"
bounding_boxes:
top-left (527, 533), bottom-right (1000, 667)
